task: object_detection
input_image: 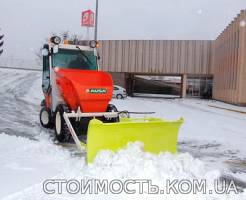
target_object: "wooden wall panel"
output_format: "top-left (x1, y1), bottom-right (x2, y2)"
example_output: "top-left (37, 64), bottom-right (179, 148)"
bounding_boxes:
top-left (180, 41), bottom-right (186, 73)
top-left (212, 10), bottom-right (246, 105)
top-left (115, 40), bottom-right (123, 72)
top-left (238, 10), bottom-right (246, 104)
top-left (99, 40), bottom-right (212, 75)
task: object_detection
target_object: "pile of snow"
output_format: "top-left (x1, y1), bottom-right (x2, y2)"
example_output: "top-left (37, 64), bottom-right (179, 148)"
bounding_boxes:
top-left (1, 133), bottom-right (245, 200)
top-left (0, 132), bottom-right (85, 199)
top-left (91, 142), bottom-right (215, 180)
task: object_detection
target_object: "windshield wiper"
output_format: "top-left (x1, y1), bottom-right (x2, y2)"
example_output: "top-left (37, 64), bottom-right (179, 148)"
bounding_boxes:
top-left (76, 46), bottom-right (94, 66)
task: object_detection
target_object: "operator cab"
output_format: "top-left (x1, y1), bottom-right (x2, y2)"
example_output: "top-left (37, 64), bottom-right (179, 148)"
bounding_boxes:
top-left (41, 36), bottom-right (100, 94)
top-left (52, 46), bottom-right (98, 70)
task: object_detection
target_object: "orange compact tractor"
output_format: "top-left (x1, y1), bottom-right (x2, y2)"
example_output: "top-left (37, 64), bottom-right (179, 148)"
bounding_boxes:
top-left (39, 36), bottom-right (183, 163)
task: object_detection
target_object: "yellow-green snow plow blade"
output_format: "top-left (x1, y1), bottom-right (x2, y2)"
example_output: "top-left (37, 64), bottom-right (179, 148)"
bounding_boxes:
top-left (86, 117), bottom-right (183, 163)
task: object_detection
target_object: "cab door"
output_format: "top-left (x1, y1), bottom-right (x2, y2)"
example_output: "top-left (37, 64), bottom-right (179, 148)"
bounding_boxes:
top-left (42, 49), bottom-right (50, 94)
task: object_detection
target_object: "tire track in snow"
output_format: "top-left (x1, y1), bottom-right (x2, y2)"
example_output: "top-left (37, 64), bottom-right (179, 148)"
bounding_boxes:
top-left (0, 68), bottom-right (42, 139)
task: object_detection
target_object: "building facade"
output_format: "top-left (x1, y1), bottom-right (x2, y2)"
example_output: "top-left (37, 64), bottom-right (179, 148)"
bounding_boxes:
top-left (98, 10), bottom-right (246, 105)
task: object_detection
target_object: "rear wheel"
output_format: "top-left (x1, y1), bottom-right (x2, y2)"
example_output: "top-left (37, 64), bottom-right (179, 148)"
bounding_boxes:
top-left (54, 104), bottom-right (70, 142)
top-left (40, 107), bottom-right (53, 128)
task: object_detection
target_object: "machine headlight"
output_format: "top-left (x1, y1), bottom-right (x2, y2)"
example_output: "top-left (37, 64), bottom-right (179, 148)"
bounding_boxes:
top-left (50, 36), bottom-right (61, 45)
top-left (89, 40), bottom-right (99, 48)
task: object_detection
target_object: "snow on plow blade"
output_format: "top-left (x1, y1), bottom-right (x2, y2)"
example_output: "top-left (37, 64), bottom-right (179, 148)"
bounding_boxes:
top-left (86, 117), bottom-right (184, 163)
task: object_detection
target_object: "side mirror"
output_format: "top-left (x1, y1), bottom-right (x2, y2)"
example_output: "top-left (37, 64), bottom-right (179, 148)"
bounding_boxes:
top-left (97, 52), bottom-right (101, 60)
top-left (53, 45), bottom-right (59, 54)
top-left (41, 48), bottom-right (49, 56)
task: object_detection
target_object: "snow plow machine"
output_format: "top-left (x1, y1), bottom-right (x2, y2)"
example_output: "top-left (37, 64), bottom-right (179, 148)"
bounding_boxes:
top-left (39, 36), bottom-right (183, 163)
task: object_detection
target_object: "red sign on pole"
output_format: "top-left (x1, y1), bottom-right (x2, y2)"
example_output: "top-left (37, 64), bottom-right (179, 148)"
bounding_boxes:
top-left (81, 10), bottom-right (95, 27)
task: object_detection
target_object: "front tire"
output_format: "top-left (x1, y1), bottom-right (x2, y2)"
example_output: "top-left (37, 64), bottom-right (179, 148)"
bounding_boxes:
top-left (40, 107), bottom-right (53, 128)
top-left (54, 104), bottom-right (70, 142)
top-left (105, 104), bottom-right (119, 123)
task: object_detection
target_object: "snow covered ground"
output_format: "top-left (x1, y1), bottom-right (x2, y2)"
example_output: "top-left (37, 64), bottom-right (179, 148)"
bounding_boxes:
top-left (0, 68), bottom-right (246, 199)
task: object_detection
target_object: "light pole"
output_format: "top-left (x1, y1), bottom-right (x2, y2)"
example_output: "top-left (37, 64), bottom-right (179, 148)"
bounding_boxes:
top-left (94, 0), bottom-right (99, 41)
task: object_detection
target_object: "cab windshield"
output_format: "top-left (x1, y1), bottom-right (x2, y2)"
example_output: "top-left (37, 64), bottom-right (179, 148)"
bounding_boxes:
top-left (52, 48), bottom-right (98, 70)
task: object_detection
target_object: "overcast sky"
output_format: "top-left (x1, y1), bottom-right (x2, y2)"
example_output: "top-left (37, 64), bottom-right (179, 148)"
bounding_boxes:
top-left (1, 0), bottom-right (246, 59)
